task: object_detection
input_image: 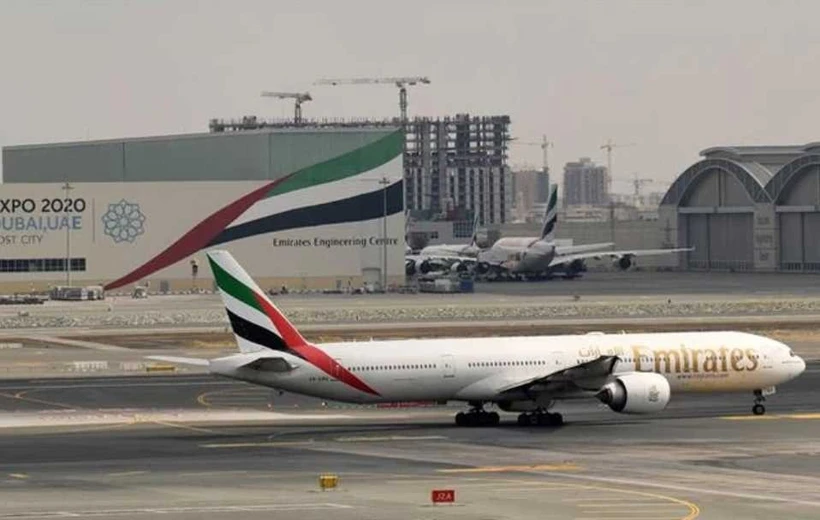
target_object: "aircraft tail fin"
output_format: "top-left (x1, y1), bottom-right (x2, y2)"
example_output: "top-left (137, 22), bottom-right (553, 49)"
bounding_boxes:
top-left (206, 250), bottom-right (308, 354)
top-left (540, 184), bottom-right (558, 240)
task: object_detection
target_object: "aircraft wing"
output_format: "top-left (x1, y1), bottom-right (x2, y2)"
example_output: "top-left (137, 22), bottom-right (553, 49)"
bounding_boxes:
top-left (146, 354), bottom-right (296, 372)
top-left (146, 355), bottom-right (209, 367)
top-left (406, 253), bottom-right (476, 263)
top-left (496, 355), bottom-right (620, 395)
top-left (553, 242), bottom-right (614, 256)
top-left (549, 247), bottom-right (693, 268)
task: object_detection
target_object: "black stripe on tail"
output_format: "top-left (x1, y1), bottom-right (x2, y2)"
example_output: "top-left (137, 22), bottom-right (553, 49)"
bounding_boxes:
top-left (227, 310), bottom-right (293, 355)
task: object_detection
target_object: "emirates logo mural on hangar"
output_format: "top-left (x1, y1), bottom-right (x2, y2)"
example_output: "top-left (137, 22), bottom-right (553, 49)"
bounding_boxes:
top-left (101, 199), bottom-right (146, 244)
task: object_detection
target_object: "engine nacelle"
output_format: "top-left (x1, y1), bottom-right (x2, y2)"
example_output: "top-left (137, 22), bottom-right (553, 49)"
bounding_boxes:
top-left (565, 259), bottom-right (586, 276)
top-left (613, 255), bottom-right (633, 270)
top-left (405, 259), bottom-right (417, 276)
top-left (450, 261), bottom-right (468, 273)
top-left (596, 372), bottom-right (670, 414)
top-left (419, 260), bottom-right (433, 274)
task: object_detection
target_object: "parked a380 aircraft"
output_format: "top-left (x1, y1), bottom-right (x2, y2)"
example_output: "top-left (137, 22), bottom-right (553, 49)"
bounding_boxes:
top-left (406, 185), bottom-right (693, 279)
top-left (152, 251), bottom-right (805, 427)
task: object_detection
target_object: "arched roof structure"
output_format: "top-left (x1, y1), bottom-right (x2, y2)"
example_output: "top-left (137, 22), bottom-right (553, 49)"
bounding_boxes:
top-left (764, 154), bottom-right (820, 203)
top-left (660, 158), bottom-right (771, 206)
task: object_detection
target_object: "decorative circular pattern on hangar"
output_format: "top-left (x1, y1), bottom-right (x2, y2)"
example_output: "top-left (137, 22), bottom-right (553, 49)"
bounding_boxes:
top-left (102, 199), bottom-right (146, 243)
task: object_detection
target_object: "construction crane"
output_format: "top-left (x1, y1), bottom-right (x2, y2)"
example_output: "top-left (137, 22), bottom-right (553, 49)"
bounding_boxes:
top-left (260, 91), bottom-right (312, 124)
top-left (314, 76), bottom-right (431, 122)
top-left (600, 139), bottom-right (636, 197)
top-left (631, 173), bottom-right (653, 198)
top-left (511, 135), bottom-right (553, 202)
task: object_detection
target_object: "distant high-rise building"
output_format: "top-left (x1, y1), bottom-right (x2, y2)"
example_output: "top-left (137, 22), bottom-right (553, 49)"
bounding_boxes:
top-left (535, 171), bottom-right (550, 204)
top-left (563, 157), bottom-right (608, 206)
top-left (511, 169), bottom-right (541, 220)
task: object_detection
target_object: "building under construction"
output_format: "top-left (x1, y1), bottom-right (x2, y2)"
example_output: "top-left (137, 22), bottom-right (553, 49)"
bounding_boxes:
top-left (404, 114), bottom-right (511, 226)
top-left (210, 114), bottom-right (513, 227)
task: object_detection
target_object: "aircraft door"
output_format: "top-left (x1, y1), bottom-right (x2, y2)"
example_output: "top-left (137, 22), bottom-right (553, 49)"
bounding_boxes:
top-left (441, 354), bottom-right (456, 378)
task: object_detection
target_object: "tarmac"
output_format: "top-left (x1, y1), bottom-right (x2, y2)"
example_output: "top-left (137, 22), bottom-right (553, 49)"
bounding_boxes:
top-left (1, 270), bottom-right (820, 518)
top-left (0, 367), bottom-right (818, 519)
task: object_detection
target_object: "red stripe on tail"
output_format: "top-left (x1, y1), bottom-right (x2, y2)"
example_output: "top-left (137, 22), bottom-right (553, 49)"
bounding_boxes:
top-left (253, 293), bottom-right (380, 396)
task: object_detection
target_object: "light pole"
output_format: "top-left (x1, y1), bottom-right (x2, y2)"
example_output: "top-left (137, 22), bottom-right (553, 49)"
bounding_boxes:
top-left (62, 182), bottom-right (73, 287)
top-left (379, 177), bottom-right (390, 292)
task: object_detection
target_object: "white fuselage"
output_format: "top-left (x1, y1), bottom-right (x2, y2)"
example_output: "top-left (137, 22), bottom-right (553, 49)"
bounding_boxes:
top-left (211, 331), bottom-right (804, 404)
top-left (480, 237), bottom-right (556, 273)
top-left (419, 243), bottom-right (478, 258)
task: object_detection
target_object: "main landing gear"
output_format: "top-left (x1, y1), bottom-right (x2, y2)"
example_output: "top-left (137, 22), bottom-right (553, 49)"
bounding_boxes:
top-left (517, 409), bottom-right (564, 427)
top-left (455, 402), bottom-right (499, 427)
top-left (454, 407), bottom-right (500, 427)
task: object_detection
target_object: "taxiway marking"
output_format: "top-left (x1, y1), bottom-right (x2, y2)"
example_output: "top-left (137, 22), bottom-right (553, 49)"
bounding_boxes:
top-left (0, 503), bottom-right (353, 519)
top-left (721, 412), bottom-right (820, 421)
top-left (335, 435), bottom-right (446, 442)
top-left (106, 471), bottom-right (149, 478)
top-left (437, 463), bottom-right (581, 473)
top-left (200, 440), bottom-right (316, 449)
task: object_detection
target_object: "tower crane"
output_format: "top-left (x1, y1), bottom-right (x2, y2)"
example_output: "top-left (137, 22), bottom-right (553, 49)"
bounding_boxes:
top-left (313, 76), bottom-right (431, 122)
top-left (631, 173), bottom-right (653, 198)
top-left (600, 139), bottom-right (636, 198)
top-left (260, 92), bottom-right (312, 124)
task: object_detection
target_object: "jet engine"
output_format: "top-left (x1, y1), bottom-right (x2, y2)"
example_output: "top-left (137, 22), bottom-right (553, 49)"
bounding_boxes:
top-left (613, 255), bottom-right (633, 270)
top-left (450, 261), bottom-right (468, 273)
top-left (563, 259), bottom-right (586, 277)
top-left (596, 373), bottom-right (670, 414)
top-left (405, 259), bottom-right (437, 276)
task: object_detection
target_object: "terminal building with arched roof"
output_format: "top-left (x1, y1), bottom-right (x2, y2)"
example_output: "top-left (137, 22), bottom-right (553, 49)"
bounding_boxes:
top-left (659, 142), bottom-right (820, 272)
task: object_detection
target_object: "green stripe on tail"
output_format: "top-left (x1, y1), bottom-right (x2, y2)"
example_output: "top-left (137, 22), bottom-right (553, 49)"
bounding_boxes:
top-left (207, 255), bottom-right (264, 314)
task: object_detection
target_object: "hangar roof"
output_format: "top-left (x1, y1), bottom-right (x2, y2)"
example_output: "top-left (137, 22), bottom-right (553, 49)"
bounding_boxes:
top-left (663, 142), bottom-right (820, 206)
top-left (2, 126), bottom-right (400, 184)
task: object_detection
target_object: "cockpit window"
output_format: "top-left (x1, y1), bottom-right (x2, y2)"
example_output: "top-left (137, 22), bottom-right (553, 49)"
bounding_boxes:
top-left (789, 350), bottom-right (796, 357)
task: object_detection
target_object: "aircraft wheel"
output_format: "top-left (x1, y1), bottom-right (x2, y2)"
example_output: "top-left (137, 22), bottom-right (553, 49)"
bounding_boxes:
top-left (752, 404), bottom-right (766, 416)
top-left (517, 413), bottom-right (529, 426)
top-left (455, 412), bottom-right (467, 426)
top-left (550, 413), bottom-right (564, 426)
top-left (487, 411), bottom-right (500, 426)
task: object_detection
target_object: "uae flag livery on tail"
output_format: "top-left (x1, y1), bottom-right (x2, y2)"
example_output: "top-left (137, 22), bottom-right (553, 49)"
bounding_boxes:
top-left (206, 250), bottom-right (380, 396)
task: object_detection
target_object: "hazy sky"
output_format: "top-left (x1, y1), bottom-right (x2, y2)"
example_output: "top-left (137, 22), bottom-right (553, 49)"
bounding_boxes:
top-left (2, 0), bottom-right (820, 193)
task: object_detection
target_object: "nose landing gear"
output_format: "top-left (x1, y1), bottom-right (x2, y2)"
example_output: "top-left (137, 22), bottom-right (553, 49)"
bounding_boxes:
top-left (752, 387), bottom-right (775, 415)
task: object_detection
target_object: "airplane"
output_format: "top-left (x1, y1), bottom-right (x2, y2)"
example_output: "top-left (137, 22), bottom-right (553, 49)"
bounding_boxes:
top-left (405, 213), bottom-right (481, 276)
top-left (474, 185), bottom-right (693, 279)
top-left (151, 250), bottom-right (805, 427)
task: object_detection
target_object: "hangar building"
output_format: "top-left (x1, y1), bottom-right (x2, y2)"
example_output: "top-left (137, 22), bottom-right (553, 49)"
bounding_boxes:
top-left (659, 143), bottom-right (820, 272)
top-left (0, 127), bottom-right (404, 293)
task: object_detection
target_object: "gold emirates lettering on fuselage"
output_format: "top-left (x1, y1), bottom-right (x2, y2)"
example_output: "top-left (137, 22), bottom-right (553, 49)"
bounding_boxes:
top-left (578, 345), bottom-right (760, 374)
